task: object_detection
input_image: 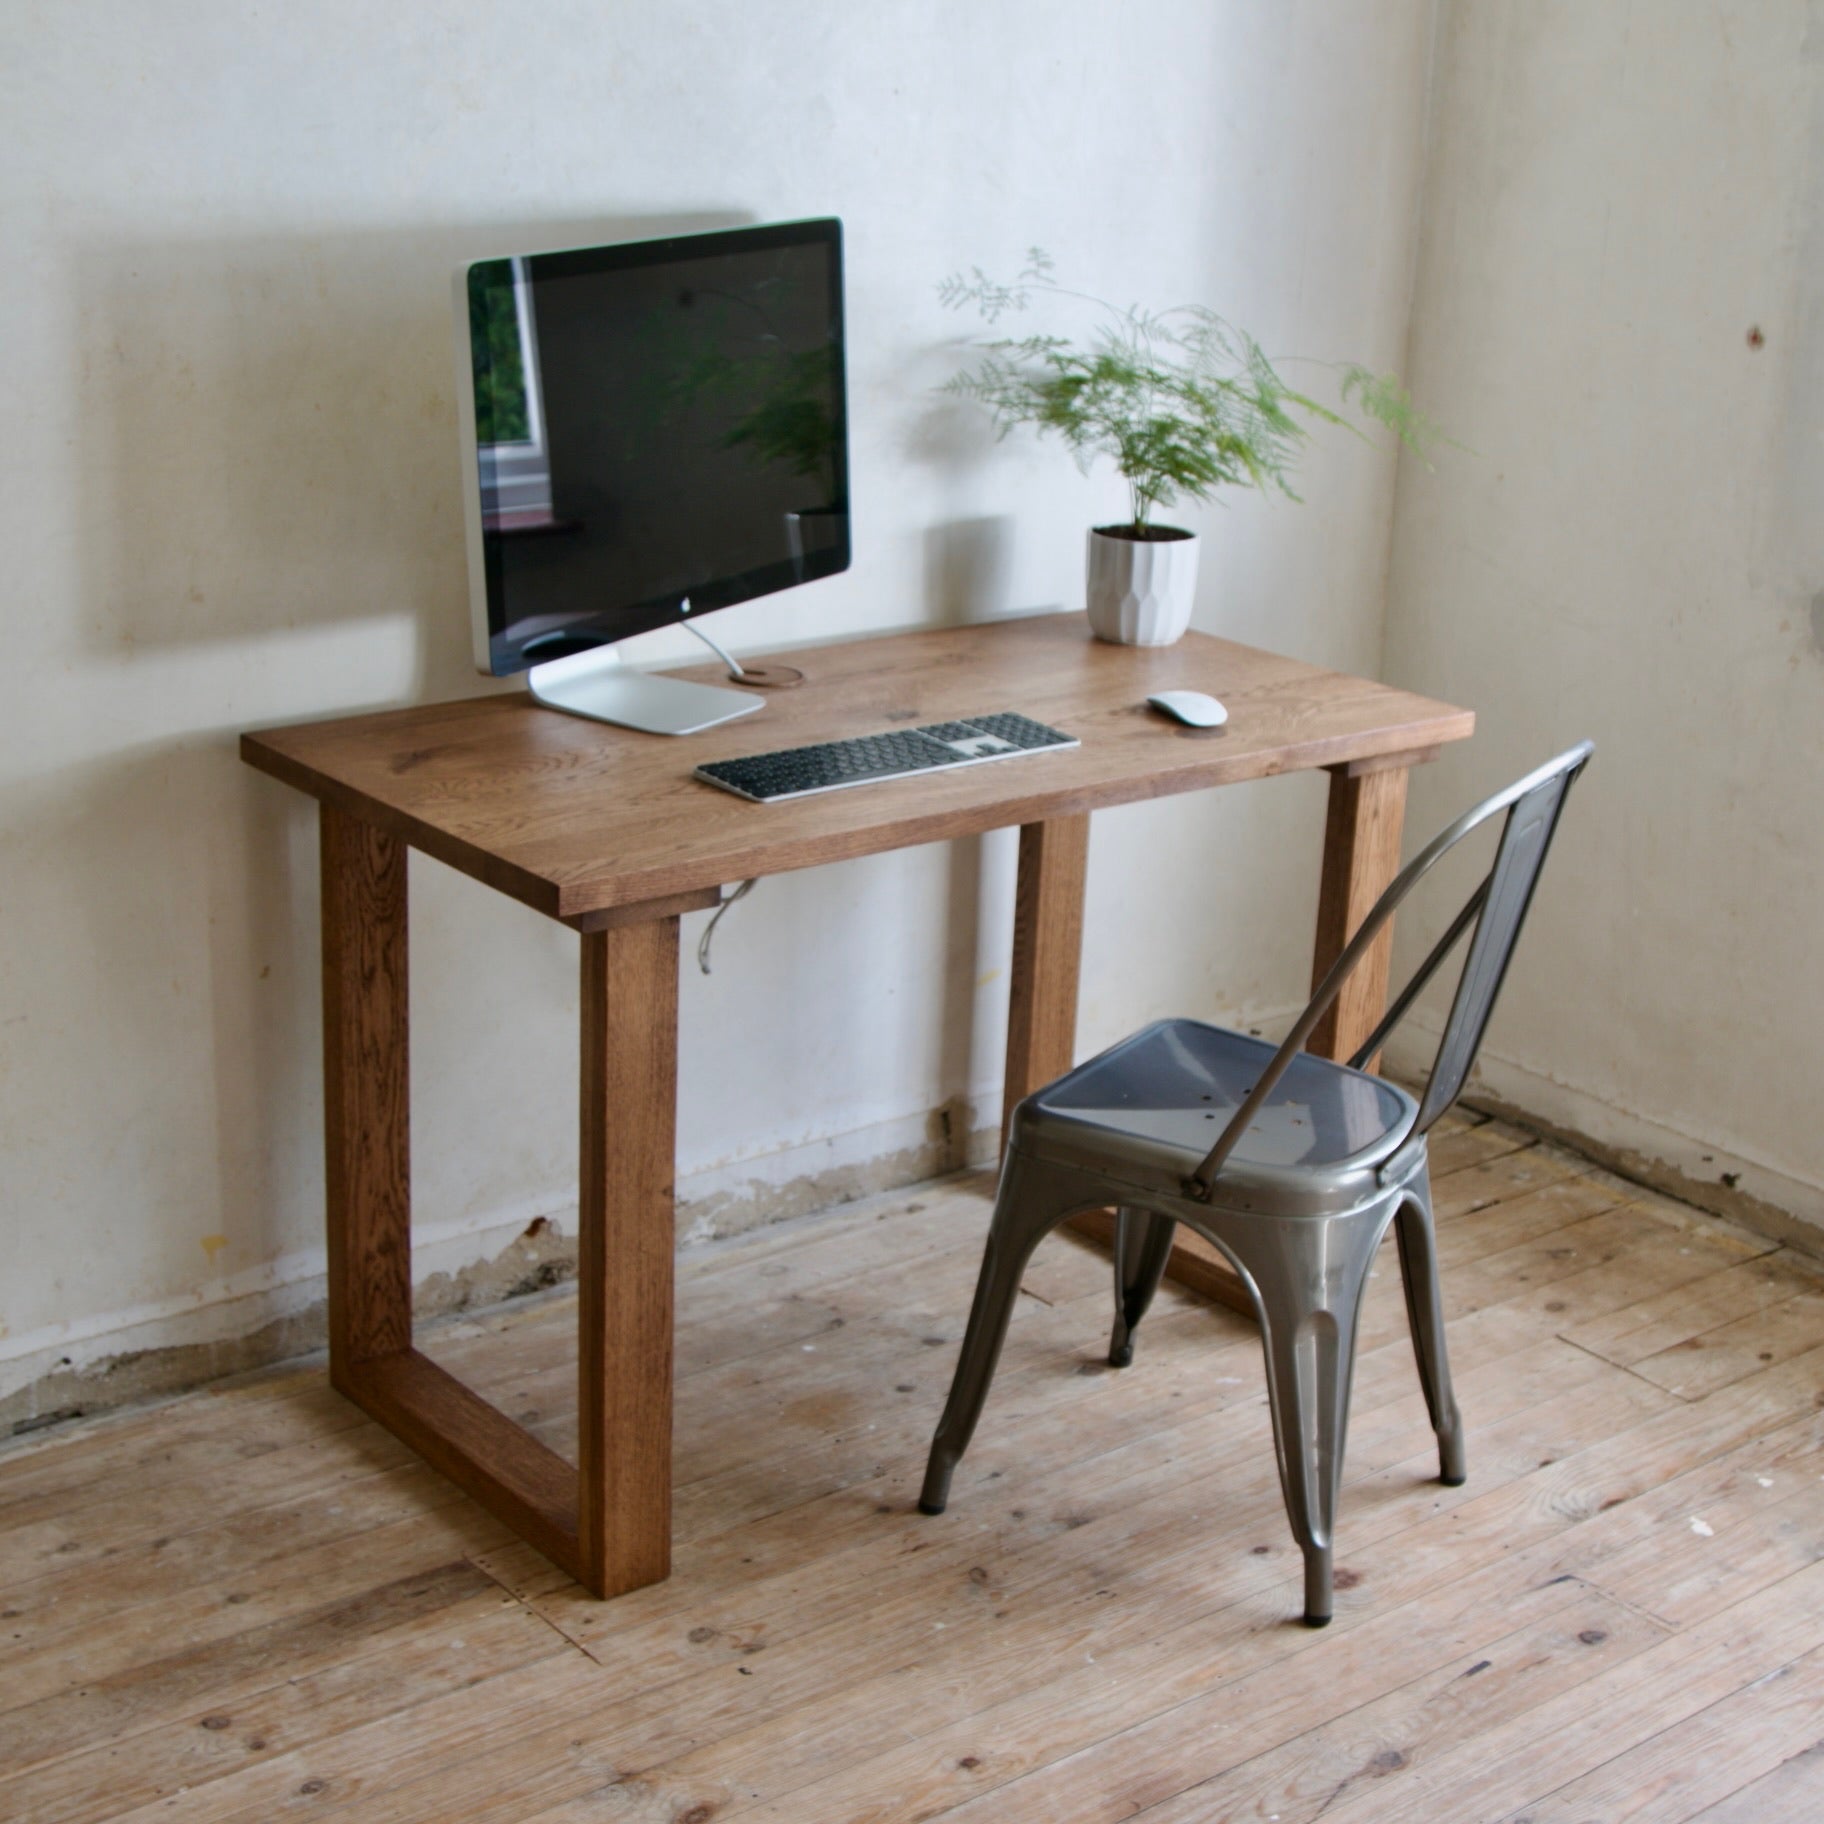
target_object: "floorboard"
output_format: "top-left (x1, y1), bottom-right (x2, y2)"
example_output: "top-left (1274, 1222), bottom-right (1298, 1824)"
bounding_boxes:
top-left (1, 1120), bottom-right (1819, 1823)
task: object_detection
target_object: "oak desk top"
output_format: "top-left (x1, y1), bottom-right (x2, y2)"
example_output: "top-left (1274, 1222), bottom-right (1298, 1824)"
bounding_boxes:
top-left (240, 612), bottom-right (1474, 928)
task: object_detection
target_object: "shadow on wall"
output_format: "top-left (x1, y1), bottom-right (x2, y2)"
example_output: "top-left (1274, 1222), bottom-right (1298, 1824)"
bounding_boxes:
top-left (72, 210), bottom-right (746, 700)
top-left (16, 211), bottom-right (755, 1323)
top-left (923, 516), bottom-right (1015, 630)
top-left (5, 734), bottom-right (319, 1283)
top-left (29, 212), bottom-right (1053, 1359)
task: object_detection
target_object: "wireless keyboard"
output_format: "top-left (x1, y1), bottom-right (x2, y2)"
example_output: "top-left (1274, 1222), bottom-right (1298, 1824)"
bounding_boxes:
top-left (694, 712), bottom-right (1078, 803)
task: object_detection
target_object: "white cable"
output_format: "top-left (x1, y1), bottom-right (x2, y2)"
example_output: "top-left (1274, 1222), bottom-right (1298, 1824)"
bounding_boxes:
top-left (681, 608), bottom-right (747, 680)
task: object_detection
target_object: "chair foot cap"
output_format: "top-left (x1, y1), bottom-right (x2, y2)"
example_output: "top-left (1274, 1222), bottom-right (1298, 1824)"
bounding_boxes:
top-left (1439, 1473), bottom-right (1467, 1487)
top-left (1108, 1344), bottom-right (1134, 1368)
top-left (1302, 1612), bottom-right (1332, 1628)
top-left (917, 1497), bottom-right (947, 1516)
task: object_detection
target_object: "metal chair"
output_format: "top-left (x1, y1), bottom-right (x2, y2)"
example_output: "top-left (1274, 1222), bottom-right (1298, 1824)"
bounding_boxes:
top-left (917, 742), bottom-right (1593, 1625)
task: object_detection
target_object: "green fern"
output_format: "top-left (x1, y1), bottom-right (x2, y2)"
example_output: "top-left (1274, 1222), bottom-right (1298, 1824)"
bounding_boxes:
top-left (940, 257), bottom-right (1441, 533)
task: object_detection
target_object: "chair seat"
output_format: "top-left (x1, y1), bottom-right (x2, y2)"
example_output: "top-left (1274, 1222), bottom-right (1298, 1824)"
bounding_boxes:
top-left (1020, 1018), bottom-right (1417, 1205)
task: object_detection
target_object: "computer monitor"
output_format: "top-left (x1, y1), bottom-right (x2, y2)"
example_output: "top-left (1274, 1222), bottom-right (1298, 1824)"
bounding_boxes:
top-left (454, 218), bottom-right (850, 734)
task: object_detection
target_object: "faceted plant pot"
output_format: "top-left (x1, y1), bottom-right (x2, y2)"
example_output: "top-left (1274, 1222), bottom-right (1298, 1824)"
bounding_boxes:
top-left (1084, 525), bottom-right (1200, 646)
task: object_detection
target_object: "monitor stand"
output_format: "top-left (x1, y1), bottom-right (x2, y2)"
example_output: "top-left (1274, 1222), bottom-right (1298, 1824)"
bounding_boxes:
top-left (527, 638), bottom-right (765, 737)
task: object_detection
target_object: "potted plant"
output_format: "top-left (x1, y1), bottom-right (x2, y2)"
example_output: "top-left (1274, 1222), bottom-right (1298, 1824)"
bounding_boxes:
top-left (940, 253), bottom-right (1438, 646)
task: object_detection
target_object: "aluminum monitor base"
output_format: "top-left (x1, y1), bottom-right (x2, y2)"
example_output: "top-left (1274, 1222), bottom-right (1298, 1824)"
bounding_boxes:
top-left (527, 644), bottom-right (764, 736)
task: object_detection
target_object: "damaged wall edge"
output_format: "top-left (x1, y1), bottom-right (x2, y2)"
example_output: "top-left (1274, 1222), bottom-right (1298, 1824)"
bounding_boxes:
top-left (1, 1090), bottom-right (1003, 1439)
top-left (1390, 1024), bottom-right (1824, 1263)
top-left (1458, 1085), bottom-right (1824, 1267)
top-left (28, 1002), bottom-right (1816, 1442)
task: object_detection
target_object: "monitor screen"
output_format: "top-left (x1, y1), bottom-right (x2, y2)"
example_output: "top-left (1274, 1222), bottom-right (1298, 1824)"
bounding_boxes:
top-left (458, 219), bottom-right (850, 677)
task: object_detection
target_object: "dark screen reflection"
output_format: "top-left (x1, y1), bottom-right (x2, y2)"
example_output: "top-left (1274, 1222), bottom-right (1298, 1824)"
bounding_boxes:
top-left (466, 223), bottom-right (849, 674)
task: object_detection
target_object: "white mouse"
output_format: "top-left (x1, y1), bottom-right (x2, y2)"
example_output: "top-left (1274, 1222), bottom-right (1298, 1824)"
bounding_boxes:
top-left (1147, 689), bottom-right (1228, 729)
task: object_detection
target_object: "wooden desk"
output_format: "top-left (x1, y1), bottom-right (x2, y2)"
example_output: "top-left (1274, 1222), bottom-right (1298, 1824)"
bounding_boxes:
top-left (241, 612), bottom-right (1472, 1599)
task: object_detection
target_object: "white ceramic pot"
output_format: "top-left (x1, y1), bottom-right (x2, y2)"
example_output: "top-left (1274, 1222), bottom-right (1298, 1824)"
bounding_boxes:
top-left (1084, 525), bottom-right (1200, 646)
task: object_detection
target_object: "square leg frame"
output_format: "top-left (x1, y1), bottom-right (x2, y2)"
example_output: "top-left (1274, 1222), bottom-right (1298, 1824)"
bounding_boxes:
top-left (319, 804), bottom-right (678, 1598)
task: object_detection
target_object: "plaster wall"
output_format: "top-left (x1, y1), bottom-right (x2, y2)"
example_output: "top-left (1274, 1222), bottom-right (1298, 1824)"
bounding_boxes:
top-left (0, 1), bottom-right (1435, 1407)
top-left (1383, 1), bottom-right (1824, 1235)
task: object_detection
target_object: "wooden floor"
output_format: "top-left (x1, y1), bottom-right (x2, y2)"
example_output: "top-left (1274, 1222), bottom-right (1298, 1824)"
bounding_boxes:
top-left (4, 1111), bottom-right (1822, 1823)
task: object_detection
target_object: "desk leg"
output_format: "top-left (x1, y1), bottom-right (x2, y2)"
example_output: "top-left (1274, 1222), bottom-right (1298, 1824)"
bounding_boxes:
top-left (1000, 811), bottom-right (1252, 1309)
top-left (1002, 814), bottom-right (1090, 1151)
top-left (577, 916), bottom-right (680, 1598)
top-left (321, 805), bottom-right (413, 1379)
top-left (1308, 760), bottom-right (1410, 1066)
top-left (1008, 815), bottom-right (1167, 1306)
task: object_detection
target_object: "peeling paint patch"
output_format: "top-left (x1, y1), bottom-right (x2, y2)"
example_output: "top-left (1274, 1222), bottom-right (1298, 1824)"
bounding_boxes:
top-left (1, 1107), bottom-right (1002, 1437)
top-left (1459, 1088), bottom-right (1824, 1265)
top-left (676, 1105), bottom-right (994, 1248)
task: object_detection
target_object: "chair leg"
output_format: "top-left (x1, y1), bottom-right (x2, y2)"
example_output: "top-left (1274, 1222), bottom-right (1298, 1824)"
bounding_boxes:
top-left (1109, 1206), bottom-right (1176, 1367)
top-left (919, 1150), bottom-right (1091, 1516)
top-left (1394, 1173), bottom-right (1466, 1486)
top-left (1195, 1201), bottom-right (1390, 1626)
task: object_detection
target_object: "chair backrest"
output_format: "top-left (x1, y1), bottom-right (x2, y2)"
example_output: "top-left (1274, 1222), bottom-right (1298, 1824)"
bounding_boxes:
top-left (1187, 741), bottom-right (1594, 1197)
